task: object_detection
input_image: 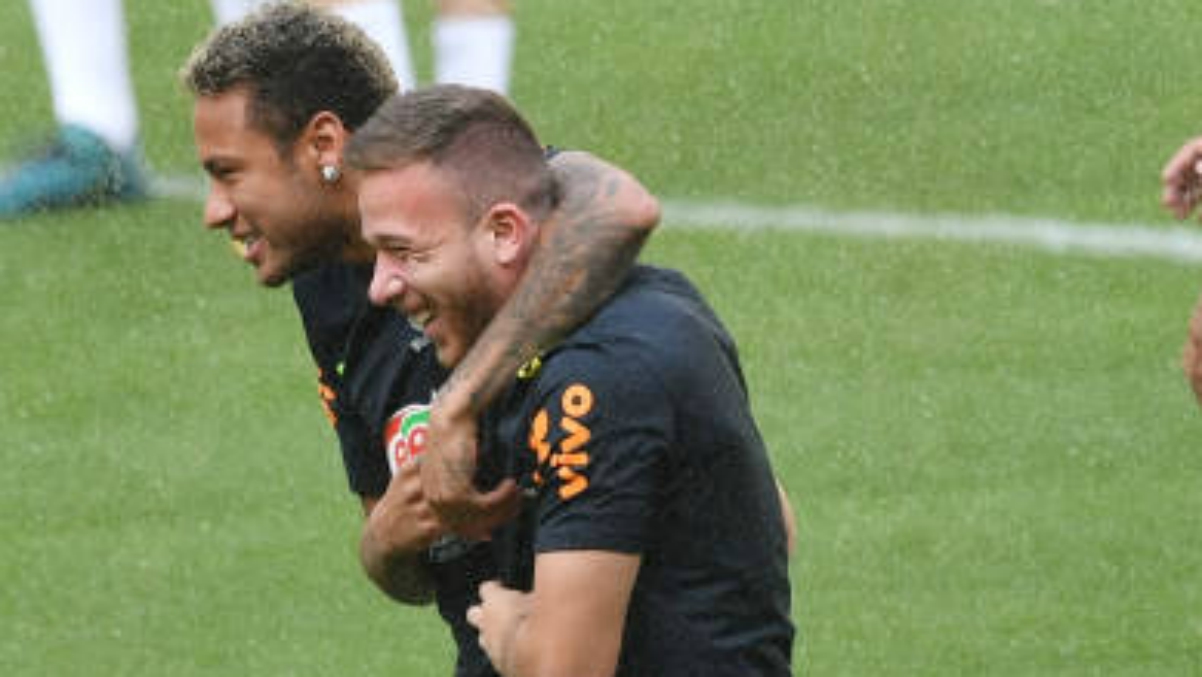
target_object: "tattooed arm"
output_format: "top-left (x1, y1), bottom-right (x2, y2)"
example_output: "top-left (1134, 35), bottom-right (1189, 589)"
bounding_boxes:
top-left (422, 151), bottom-right (661, 536)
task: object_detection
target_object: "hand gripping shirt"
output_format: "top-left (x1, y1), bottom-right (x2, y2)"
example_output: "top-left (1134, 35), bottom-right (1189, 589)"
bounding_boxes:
top-left (488, 265), bottom-right (795, 676)
top-left (292, 262), bottom-right (499, 677)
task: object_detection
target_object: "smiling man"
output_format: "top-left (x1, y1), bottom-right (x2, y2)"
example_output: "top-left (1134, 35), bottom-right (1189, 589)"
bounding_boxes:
top-left (349, 85), bottom-right (794, 677)
top-left (181, 4), bottom-right (659, 676)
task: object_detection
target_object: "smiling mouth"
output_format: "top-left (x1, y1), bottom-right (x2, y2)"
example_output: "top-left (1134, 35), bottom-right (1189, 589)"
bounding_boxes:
top-left (230, 234), bottom-right (261, 261)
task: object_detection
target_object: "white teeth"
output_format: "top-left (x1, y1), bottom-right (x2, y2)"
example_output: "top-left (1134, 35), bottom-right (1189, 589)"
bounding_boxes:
top-left (231, 235), bottom-right (258, 258)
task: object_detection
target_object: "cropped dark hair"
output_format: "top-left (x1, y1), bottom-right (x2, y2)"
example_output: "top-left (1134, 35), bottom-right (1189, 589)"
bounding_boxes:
top-left (180, 1), bottom-right (397, 150)
top-left (347, 84), bottom-right (560, 222)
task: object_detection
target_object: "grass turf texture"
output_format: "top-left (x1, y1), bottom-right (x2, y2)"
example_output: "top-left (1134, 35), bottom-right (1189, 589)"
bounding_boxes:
top-left (2, 0), bottom-right (1202, 675)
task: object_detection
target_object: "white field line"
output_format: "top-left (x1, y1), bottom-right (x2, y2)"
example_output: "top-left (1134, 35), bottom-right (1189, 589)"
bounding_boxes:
top-left (152, 173), bottom-right (209, 201)
top-left (152, 174), bottom-right (1202, 265)
top-left (661, 200), bottom-right (1202, 265)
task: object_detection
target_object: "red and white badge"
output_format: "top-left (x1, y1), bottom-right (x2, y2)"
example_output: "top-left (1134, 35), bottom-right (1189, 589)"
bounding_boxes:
top-left (383, 403), bottom-right (430, 476)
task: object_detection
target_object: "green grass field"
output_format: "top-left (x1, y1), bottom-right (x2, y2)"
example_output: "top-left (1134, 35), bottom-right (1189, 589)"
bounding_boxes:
top-left (3, 1), bottom-right (1201, 675)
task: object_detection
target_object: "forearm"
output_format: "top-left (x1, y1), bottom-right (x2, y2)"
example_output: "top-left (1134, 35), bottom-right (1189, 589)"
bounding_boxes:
top-left (487, 603), bottom-right (614, 677)
top-left (473, 553), bottom-right (634, 677)
top-left (775, 478), bottom-right (798, 557)
top-left (436, 151), bottom-right (660, 417)
top-left (359, 521), bottom-right (436, 605)
top-left (489, 612), bottom-right (529, 677)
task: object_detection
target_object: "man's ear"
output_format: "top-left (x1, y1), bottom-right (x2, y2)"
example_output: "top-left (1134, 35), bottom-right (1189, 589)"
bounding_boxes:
top-left (483, 203), bottom-right (533, 266)
top-left (299, 111), bottom-right (349, 171)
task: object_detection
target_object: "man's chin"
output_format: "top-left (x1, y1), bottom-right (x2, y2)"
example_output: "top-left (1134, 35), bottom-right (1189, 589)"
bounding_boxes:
top-left (255, 255), bottom-right (311, 288)
top-left (255, 265), bottom-right (290, 288)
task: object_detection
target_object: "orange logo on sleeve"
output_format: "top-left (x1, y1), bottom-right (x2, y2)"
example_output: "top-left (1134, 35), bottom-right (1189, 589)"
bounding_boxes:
top-left (317, 369), bottom-right (338, 425)
top-left (529, 410), bottom-right (552, 464)
top-left (562, 384), bottom-right (594, 418)
top-left (528, 383), bottom-right (595, 500)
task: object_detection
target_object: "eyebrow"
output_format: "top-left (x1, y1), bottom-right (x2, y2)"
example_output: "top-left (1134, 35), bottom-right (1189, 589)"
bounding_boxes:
top-left (372, 234), bottom-right (413, 249)
top-left (201, 154), bottom-right (241, 175)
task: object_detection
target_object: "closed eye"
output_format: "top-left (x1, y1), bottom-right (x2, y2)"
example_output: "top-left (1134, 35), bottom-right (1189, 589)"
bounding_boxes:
top-left (203, 160), bottom-right (238, 183)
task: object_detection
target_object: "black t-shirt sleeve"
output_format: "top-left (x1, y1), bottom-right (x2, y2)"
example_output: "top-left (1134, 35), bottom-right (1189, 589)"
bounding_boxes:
top-left (523, 346), bottom-right (673, 555)
top-left (335, 405), bottom-right (390, 497)
top-left (306, 364), bottom-right (386, 497)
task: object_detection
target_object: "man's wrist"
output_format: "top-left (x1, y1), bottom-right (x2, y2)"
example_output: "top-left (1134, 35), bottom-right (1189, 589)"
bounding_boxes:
top-left (495, 604), bottom-right (527, 676)
top-left (432, 382), bottom-right (481, 421)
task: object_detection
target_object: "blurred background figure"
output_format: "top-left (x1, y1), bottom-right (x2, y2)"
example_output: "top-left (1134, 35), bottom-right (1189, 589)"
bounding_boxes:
top-left (215, 0), bottom-right (515, 95)
top-left (1159, 136), bottom-right (1202, 406)
top-left (427, 0), bottom-right (513, 95)
top-left (0, 0), bottom-right (145, 218)
top-left (0, 0), bottom-right (513, 220)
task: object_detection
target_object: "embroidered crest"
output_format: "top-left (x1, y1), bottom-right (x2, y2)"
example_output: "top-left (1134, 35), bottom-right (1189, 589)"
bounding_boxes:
top-left (383, 403), bottom-right (430, 475)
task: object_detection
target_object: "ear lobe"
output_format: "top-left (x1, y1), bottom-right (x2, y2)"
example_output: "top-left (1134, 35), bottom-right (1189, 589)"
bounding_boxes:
top-left (303, 111), bottom-right (349, 169)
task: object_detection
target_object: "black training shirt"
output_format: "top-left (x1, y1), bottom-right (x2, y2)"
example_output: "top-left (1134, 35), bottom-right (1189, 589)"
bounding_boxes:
top-left (489, 265), bottom-right (795, 676)
top-left (292, 262), bottom-right (500, 677)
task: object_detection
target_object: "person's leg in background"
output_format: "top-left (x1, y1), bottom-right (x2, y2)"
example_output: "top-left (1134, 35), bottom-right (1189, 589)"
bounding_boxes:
top-left (218, 0), bottom-right (417, 90)
top-left (0, 0), bottom-right (146, 218)
top-left (0, 0), bottom-right (514, 219)
top-left (434, 0), bottom-right (513, 94)
top-left (321, 0), bottom-right (417, 91)
top-left (213, 0), bottom-right (512, 94)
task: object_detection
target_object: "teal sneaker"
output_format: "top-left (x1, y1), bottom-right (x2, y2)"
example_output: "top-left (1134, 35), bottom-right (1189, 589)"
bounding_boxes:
top-left (0, 124), bottom-right (148, 219)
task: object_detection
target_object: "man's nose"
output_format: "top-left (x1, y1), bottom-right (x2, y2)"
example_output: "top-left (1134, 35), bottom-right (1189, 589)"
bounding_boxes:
top-left (202, 183), bottom-right (235, 230)
top-left (369, 254), bottom-right (406, 307)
